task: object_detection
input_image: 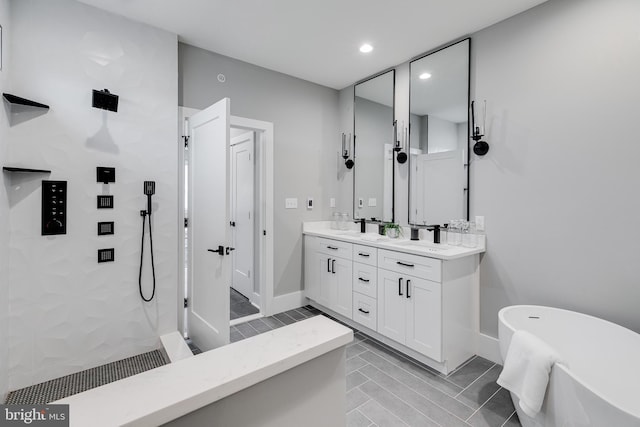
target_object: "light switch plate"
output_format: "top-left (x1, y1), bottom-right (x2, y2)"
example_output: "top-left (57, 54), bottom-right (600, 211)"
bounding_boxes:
top-left (330, 198), bottom-right (336, 208)
top-left (368, 198), bottom-right (377, 207)
top-left (285, 198), bottom-right (298, 209)
top-left (307, 198), bottom-right (313, 210)
top-left (475, 215), bottom-right (485, 231)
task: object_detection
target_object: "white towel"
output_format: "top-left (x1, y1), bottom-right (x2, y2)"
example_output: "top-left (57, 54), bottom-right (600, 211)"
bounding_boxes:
top-left (497, 330), bottom-right (562, 418)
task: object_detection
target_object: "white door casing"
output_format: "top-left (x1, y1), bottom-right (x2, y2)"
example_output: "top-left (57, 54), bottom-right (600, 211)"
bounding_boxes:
top-left (230, 132), bottom-right (255, 303)
top-left (187, 98), bottom-right (231, 351)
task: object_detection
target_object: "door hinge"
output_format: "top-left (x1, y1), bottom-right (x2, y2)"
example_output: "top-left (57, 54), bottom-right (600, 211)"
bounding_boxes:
top-left (263, 230), bottom-right (266, 236)
top-left (184, 218), bottom-right (188, 227)
top-left (184, 298), bottom-right (188, 308)
top-left (183, 136), bottom-right (189, 148)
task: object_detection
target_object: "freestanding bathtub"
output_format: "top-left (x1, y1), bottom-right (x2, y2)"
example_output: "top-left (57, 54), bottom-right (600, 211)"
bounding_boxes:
top-left (498, 305), bottom-right (640, 427)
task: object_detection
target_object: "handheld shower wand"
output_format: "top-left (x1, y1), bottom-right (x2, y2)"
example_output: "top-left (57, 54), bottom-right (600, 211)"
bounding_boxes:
top-left (139, 181), bottom-right (157, 302)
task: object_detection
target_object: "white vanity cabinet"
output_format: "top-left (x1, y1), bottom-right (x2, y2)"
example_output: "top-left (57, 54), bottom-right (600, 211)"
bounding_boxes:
top-left (304, 237), bottom-right (353, 319)
top-left (303, 231), bottom-right (480, 374)
top-left (377, 257), bottom-right (442, 362)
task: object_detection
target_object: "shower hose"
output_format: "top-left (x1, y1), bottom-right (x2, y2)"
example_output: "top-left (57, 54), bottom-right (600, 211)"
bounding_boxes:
top-left (138, 211), bottom-right (156, 302)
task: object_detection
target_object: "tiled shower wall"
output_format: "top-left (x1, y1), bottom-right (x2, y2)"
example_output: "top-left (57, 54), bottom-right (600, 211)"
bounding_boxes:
top-left (6, 0), bottom-right (178, 390)
top-left (0, 0), bottom-right (12, 401)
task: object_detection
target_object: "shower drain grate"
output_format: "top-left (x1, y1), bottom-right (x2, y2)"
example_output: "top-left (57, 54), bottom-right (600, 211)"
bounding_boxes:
top-left (4, 350), bottom-right (167, 405)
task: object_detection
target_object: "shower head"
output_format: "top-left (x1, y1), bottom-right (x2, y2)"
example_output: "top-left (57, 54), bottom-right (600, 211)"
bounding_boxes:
top-left (144, 181), bottom-right (156, 196)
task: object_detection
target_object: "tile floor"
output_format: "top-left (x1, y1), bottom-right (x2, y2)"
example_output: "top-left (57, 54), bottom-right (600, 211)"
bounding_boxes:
top-left (230, 287), bottom-right (260, 320)
top-left (229, 306), bottom-right (521, 427)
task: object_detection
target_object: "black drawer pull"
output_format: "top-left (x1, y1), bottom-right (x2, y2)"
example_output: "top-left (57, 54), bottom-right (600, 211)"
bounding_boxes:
top-left (332, 259), bottom-right (336, 274)
top-left (327, 258), bottom-right (331, 272)
top-left (358, 277), bottom-right (370, 283)
top-left (406, 279), bottom-right (411, 299)
top-left (358, 308), bottom-right (370, 314)
top-left (398, 277), bottom-right (403, 296)
top-left (358, 252), bottom-right (370, 257)
top-left (327, 246), bottom-right (339, 250)
top-left (397, 261), bottom-right (415, 268)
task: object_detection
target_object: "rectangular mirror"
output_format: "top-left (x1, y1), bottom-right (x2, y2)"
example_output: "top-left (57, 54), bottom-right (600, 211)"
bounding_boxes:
top-left (409, 39), bottom-right (470, 226)
top-left (353, 69), bottom-right (395, 222)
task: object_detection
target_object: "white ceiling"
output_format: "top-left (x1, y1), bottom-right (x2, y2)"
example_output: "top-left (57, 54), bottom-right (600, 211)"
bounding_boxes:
top-left (76, 0), bottom-right (548, 90)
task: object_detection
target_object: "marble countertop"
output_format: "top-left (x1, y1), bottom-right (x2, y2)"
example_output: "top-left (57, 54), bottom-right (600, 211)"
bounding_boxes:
top-left (303, 222), bottom-right (485, 260)
top-left (56, 316), bottom-right (353, 427)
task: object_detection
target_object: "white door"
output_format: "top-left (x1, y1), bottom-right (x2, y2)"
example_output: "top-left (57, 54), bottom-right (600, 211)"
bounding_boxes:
top-left (188, 98), bottom-right (231, 351)
top-left (230, 132), bottom-right (255, 303)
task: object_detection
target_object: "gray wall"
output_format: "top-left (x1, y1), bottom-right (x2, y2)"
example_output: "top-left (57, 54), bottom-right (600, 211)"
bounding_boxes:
top-left (6, 0), bottom-right (178, 390)
top-left (0, 0), bottom-right (10, 401)
top-left (179, 44), bottom-right (340, 297)
top-left (471, 0), bottom-right (640, 336)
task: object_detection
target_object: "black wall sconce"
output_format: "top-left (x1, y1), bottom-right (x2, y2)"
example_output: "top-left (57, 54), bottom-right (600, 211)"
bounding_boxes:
top-left (342, 133), bottom-right (354, 169)
top-left (471, 100), bottom-right (489, 156)
top-left (92, 89), bottom-right (119, 112)
top-left (394, 120), bottom-right (408, 164)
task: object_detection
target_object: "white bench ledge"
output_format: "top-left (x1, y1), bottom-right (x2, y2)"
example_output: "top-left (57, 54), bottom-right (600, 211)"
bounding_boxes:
top-left (160, 331), bottom-right (194, 363)
top-left (56, 316), bottom-right (353, 427)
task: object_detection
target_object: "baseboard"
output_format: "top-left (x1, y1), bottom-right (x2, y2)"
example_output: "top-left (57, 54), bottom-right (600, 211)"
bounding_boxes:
top-left (270, 291), bottom-right (307, 315)
top-left (477, 332), bottom-right (501, 364)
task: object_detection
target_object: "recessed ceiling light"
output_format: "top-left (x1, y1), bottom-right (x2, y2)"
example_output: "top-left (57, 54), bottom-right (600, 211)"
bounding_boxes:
top-left (359, 44), bottom-right (373, 53)
top-left (419, 72), bottom-right (432, 80)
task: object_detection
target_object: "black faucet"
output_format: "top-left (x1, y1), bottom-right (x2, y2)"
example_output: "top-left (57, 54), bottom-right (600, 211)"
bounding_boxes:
top-left (359, 218), bottom-right (366, 233)
top-left (426, 225), bottom-right (441, 244)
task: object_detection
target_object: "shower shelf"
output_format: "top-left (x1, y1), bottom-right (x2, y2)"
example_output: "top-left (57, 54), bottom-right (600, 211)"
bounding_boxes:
top-left (3, 166), bottom-right (51, 174)
top-left (2, 93), bottom-right (50, 110)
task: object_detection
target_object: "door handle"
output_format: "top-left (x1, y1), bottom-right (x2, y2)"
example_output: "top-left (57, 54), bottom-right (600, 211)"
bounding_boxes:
top-left (358, 277), bottom-right (370, 283)
top-left (358, 308), bottom-right (370, 314)
top-left (230, 221), bottom-right (236, 227)
top-left (327, 246), bottom-right (339, 250)
top-left (398, 277), bottom-right (403, 296)
top-left (332, 259), bottom-right (336, 274)
top-left (358, 252), bottom-right (370, 257)
top-left (207, 246), bottom-right (225, 256)
top-left (406, 279), bottom-right (411, 299)
top-left (327, 258), bottom-right (331, 273)
top-left (226, 247), bottom-right (236, 255)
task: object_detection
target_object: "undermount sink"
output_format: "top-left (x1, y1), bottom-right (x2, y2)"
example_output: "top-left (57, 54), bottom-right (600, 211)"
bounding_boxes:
top-left (333, 230), bottom-right (361, 236)
top-left (391, 240), bottom-right (451, 252)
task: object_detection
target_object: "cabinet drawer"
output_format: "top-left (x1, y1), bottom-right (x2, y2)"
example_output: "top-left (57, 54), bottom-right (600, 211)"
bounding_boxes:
top-left (352, 262), bottom-right (377, 298)
top-left (317, 237), bottom-right (352, 260)
top-left (353, 292), bottom-right (377, 331)
top-left (353, 244), bottom-right (377, 266)
top-left (378, 249), bottom-right (441, 283)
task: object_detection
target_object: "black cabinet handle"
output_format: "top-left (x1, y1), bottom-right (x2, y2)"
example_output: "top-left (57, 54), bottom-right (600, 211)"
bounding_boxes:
top-left (358, 308), bottom-right (370, 314)
top-left (398, 277), bottom-right (403, 296)
top-left (397, 261), bottom-right (415, 268)
top-left (327, 258), bottom-right (331, 272)
top-left (327, 246), bottom-right (338, 250)
top-left (332, 259), bottom-right (336, 274)
top-left (207, 246), bottom-right (225, 256)
top-left (230, 221), bottom-right (236, 227)
top-left (358, 252), bottom-right (370, 257)
top-left (406, 279), bottom-right (411, 299)
top-left (358, 277), bottom-right (370, 283)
